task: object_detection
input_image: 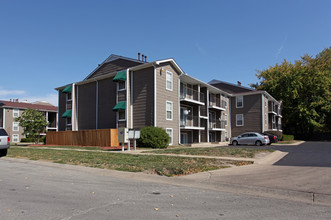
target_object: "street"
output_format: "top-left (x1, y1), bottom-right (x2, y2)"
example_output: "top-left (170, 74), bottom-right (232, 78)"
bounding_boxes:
top-left (1, 154), bottom-right (331, 219)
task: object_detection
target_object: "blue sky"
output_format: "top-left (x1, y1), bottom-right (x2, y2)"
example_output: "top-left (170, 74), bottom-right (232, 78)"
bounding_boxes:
top-left (1, 0), bottom-right (330, 106)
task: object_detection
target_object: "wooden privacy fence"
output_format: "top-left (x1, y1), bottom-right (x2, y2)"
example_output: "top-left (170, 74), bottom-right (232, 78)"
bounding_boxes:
top-left (46, 129), bottom-right (119, 147)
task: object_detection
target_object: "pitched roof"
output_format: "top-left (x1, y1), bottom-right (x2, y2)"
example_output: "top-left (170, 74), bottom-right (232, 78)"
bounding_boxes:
top-left (208, 79), bottom-right (255, 94)
top-left (0, 100), bottom-right (58, 112)
top-left (84, 54), bottom-right (145, 80)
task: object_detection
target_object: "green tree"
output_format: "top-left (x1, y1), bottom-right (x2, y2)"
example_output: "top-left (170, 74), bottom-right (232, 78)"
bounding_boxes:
top-left (16, 108), bottom-right (49, 143)
top-left (251, 47), bottom-right (331, 138)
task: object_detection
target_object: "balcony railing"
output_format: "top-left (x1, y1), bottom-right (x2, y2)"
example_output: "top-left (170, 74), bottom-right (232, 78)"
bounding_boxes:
top-left (209, 120), bottom-right (226, 129)
top-left (180, 115), bottom-right (199, 127)
top-left (209, 98), bottom-right (226, 109)
top-left (180, 87), bottom-right (205, 103)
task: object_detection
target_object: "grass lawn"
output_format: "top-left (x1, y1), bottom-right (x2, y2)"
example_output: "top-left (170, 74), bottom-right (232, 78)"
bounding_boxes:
top-left (7, 148), bottom-right (253, 177)
top-left (15, 145), bottom-right (110, 151)
top-left (143, 147), bottom-right (273, 158)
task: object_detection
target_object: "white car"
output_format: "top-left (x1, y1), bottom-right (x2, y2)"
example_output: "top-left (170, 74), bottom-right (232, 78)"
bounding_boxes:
top-left (0, 128), bottom-right (10, 157)
top-left (230, 132), bottom-right (270, 146)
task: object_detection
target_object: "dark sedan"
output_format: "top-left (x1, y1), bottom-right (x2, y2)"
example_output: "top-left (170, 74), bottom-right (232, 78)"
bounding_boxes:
top-left (262, 133), bottom-right (278, 145)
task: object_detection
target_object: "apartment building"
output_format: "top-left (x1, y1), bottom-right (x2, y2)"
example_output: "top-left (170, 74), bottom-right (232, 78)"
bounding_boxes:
top-left (56, 54), bottom-right (231, 145)
top-left (209, 80), bottom-right (283, 137)
top-left (0, 100), bottom-right (58, 142)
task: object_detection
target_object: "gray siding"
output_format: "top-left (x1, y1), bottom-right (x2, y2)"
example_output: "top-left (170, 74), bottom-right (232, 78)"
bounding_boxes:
top-left (78, 82), bottom-right (97, 130)
top-left (231, 94), bottom-right (262, 137)
top-left (58, 90), bottom-right (67, 131)
top-left (97, 77), bottom-right (117, 129)
top-left (156, 63), bottom-right (180, 145)
top-left (132, 67), bottom-right (154, 128)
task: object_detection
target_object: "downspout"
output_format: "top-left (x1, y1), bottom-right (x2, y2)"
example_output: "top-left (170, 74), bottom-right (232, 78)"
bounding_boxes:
top-left (130, 70), bottom-right (133, 129)
top-left (126, 69), bottom-right (129, 128)
top-left (152, 63), bottom-right (157, 127)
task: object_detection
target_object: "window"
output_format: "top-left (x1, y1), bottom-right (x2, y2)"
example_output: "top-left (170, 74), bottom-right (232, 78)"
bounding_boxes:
top-left (265, 113), bottom-right (267, 125)
top-left (118, 81), bottom-right (126, 91)
top-left (224, 114), bottom-right (228, 126)
top-left (13, 109), bottom-right (19, 118)
top-left (166, 101), bottom-right (173, 120)
top-left (13, 122), bottom-right (19, 131)
top-left (236, 96), bottom-right (243, 108)
top-left (225, 96), bottom-right (228, 107)
top-left (236, 114), bottom-right (244, 126)
top-left (118, 110), bottom-right (126, 121)
top-left (67, 92), bottom-right (72, 101)
top-left (166, 71), bottom-right (173, 91)
top-left (66, 117), bottom-right (72, 126)
top-left (225, 131), bottom-right (228, 139)
top-left (12, 134), bottom-right (19, 143)
top-left (166, 128), bottom-right (173, 145)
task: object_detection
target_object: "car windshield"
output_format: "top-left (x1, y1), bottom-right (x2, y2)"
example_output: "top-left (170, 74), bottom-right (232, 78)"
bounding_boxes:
top-left (0, 129), bottom-right (8, 136)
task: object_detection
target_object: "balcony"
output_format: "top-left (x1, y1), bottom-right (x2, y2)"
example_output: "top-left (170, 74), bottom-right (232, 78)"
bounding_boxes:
top-left (209, 120), bottom-right (226, 131)
top-left (209, 98), bottom-right (226, 111)
top-left (180, 115), bottom-right (204, 130)
top-left (180, 87), bottom-right (205, 105)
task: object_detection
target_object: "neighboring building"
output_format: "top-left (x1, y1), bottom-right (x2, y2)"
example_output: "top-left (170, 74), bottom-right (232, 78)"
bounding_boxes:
top-left (209, 80), bottom-right (283, 137)
top-left (56, 54), bottom-right (232, 145)
top-left (0, 99), bottom-right (58, 142)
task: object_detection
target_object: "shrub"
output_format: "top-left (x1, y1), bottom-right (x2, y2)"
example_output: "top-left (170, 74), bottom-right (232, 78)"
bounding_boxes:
top-left (282, 134), bottom-right (294, 141)
top-left (20, 138), bottom-right (35, 143)
top-left (137, 126), bottom-right (169, 149)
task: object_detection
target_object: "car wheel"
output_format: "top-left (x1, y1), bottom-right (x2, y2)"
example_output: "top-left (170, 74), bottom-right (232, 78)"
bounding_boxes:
top-left (255, 141), bottom-right (262, 146)
top-left (0, 149), bottom-right (7, 157)
top-left (232, 141), bottom-right (238, 146)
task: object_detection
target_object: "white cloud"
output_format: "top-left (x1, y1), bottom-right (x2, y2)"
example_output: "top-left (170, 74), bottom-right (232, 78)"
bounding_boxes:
top-left (21, 93), bottom-right (58, 106)
top-left (0, 89), bottom-right (26, 96)
top-left (275, 36), bottom-right (287, 59)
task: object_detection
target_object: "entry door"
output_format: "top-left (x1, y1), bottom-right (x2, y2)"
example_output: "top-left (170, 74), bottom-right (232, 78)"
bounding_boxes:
top-left (180, 107), bottom-right (188, 126)
top-left (181, 133), bottom-right (188, 144)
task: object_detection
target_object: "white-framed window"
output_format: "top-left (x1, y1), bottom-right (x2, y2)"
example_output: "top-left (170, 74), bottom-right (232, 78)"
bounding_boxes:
top-left (13, 122), bottom-right (19, 131)
top-left (236, 96), bottom-right (243, 108)
top-left (224, 114), bottom-right (228, 126)
top-left (118, 110), bottom-right (126, 121)
top-left (166, 101), bottom-right (173, 120)
top-left (118, 81), bottom-right (126, 91)
top-left (236, 114), bottom-right (244, 126)
top-left (12, 134), bottom-right (19, 143)
top-left (225, 96), bottom-right (228, 108)
top-left (225, 131), bottom-right (228, 139)
top-left (13, 108), bottom-right (19, 118)
top-left (166, 70), bottom-right (173, 91)
top-left (66, 117), bottom-right (72, 126)
top-left (67, 92), bottom-right (72, 101)
top-left (166, 128), bottom-right (173, 145)
top-left (265, 113), bottom-right (267, 125)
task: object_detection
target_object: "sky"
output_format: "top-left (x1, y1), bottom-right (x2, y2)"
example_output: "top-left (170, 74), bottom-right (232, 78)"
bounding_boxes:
top-left (1, 0), bottom-right (330, 106)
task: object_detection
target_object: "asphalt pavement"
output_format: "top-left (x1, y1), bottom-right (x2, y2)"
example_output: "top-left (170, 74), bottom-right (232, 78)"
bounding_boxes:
top-left (1, 157), bottom-right (331, 219)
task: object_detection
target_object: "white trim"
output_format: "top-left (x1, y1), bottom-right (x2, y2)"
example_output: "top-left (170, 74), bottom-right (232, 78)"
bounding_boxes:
top-left (118, 109), bottom-right (126, 121)
top-left (13, 108), bottom-right (19, 118)
top-left (131, 71), bottom-right (133, 128)
top-left (76, 86), bottom-right (79, 130)
top-left (12, 134), bottom-right (19, 143)
top-left (3, 108), bottom-right (5, 128)
top-left (117, 81), bottom-right (126, 91)
top-left (178, 77), bottom-right (181, 144)
top-left (262, 94), bottom-right (264, 133)
top-left (236, 114), bottom-right (244, 126)
top-left (166, 128), bottom-right (173, 145)
top-left (154, 67), bottom-right (157, 127)
top-left (236, 96), bottom-right (243, 108)
top-left (126, 69), bottom-right (129, 128)
top-left (166, 70), bottom-right (173, 91)
top-left (166, 101), bottom-right (173, 120)
top-left (12, 122), bottom-right (19, 131)
top-left (206, 89), bottom-right (209, 142)
top-left (225, 113), bottom-right (228, 126)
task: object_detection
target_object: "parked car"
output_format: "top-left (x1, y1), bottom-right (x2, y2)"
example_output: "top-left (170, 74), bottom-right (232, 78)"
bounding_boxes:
top-left (262, 132), bottom-right (278, 145)
top-left (230, 132), bottom-right (270, 146)
top-left (0, 128), bottom-right (10, 157)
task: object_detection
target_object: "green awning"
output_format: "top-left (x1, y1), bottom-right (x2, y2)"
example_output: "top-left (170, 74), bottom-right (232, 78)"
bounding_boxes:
top-left (62, 109), bottom-right (72, 118)
top-left (113, 70), bottom-right (126, 82)
top-left (113, 101), bottom-right (126, 111)
top-left (62, 85), bottom-right (72, 93)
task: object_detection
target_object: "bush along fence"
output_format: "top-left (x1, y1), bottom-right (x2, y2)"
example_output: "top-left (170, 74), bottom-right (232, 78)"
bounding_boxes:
top-left (46, 129), bottom-right (119, 147)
